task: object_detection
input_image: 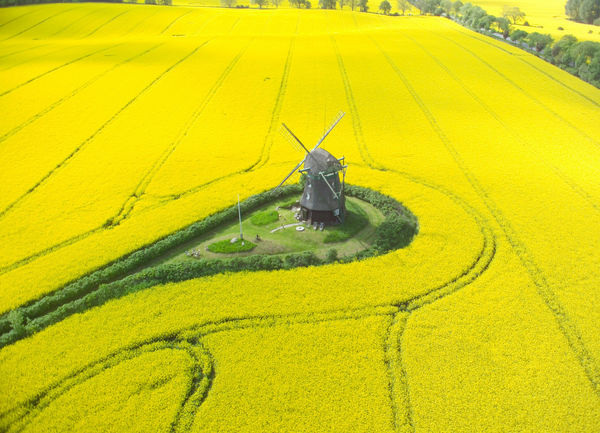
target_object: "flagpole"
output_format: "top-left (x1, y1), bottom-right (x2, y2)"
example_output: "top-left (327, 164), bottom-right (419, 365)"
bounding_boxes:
top-left (237, 194), bottom-right (244, 244)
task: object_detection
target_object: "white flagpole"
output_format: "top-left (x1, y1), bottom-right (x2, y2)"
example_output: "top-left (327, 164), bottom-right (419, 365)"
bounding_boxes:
top-left (237, 194), bottom-right (244, 244)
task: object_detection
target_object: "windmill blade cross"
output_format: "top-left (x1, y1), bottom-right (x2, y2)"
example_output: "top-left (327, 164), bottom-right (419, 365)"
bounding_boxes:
top-left (277, 159), bottom-right (305, 188)
top-left (312, 111), bottom-right (345, 152)
top-left (280, 123), bottom-right (310, 154)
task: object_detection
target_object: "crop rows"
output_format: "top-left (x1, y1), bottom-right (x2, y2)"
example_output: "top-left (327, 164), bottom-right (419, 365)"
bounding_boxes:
top-left (1, 5), bottom-right (600, 432)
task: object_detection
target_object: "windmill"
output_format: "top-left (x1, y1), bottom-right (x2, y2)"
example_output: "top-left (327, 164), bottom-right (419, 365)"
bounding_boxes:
top-left (277, 111), bottom-right (348, 225)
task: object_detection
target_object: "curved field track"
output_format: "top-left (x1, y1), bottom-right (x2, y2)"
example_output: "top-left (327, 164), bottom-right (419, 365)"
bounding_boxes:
top-left (1, 4), bottom-right (600, 432)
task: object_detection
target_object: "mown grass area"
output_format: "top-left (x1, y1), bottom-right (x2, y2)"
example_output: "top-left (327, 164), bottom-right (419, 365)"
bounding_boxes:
top-left (207, 239), bottom-right (256, 253)
top-left (324, 200), bottom-right (369, 243)
top-left (250, 210), bottom-right (279, 226)
top-left (167, 195), bottom-right (385, 263)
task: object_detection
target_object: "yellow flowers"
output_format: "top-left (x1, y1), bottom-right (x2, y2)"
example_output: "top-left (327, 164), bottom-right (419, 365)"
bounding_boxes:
top-left (1, 3), bottom-right (600, 432)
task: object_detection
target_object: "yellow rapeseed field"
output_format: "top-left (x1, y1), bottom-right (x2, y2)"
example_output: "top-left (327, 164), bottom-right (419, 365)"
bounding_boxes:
top-left (1, 3), bottom-right (600, 432)
top-left (473, 0), bottom-right (600, 41)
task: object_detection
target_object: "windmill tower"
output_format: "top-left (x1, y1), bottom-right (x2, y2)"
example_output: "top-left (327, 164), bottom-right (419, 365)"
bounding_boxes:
top-left (277, 111), bottom-right (348, 225)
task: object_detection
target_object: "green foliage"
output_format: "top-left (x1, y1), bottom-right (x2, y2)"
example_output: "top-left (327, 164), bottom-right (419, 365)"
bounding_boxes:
top-left (319, 0), bottom-right (336, 9)
top-left (510, 29), bottom-right (529, 42)
top-left (277, 197), bottom-right (299, 209)
top-left (374, 213), bottom-right (417, 253)
top-left (358, 0), bottom-right (368, 12)
top-left (502, 5), bottom-right (526, 24)
top-left (290, 0), bottom-right (311, 7)
top-left (250, 210), bottom-right (279, 226)
top-left (566, 0), bottom-right (600, 24)
top-left (7, 310), bottom-right (26, 339)
top-left (526, 32), bottom-right (554, 51)
top-left (379, 0), bottom-right (391, 14)
top-left (495, 17), bottom-right (510, 38)
top-left (326, 249), bottom-right (338, 262)
top-left (207, 239), bottom-right (257, 253)
top-left (397, 0), bottom-right (410, 14)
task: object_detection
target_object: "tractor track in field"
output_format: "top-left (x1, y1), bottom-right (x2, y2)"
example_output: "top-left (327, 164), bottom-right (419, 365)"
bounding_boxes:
top-left (160, 9), bottom-right (195, 35)
top-left (331, 35), bottom-right (383, 170)
top-left (1, 6), bottom-right (78, 41)
top-left (0, 43), bottom-right (119, 98)
top-left (0, 40), bottom-right (209, 226)
top-left (0, 42), bottom-right (51, 63)
top-left (333, 34), bottom-right (497, 304)
top-left (83, 8), bottom-right (132, 38)
top-left (334, 33), bottom-right (501, 432)
top-left (0, 306), bottom-right (396, 432)
top-left (384, 309), bottom-right (413, 433)
top-left (0, 43), bottom-right (163, 148)
top-left (2, 234), bottom-right (509, 433)
top-left (0, 43), bottom-right (74, 73)
top-left (151, 26), bottom-right (298, 203)
top-left (334, 33), bottom-right (497, 306)
top-left (109, 39), bottom-right (253, 226)
top-left (0, 336), bottom-right (214, 433)
top-left (400, 33), bottom-right (600, 215)
top-left (372, 37), bottom-right (600, 398)
top-left (47, 6), bottom-right (110, 38)
top-left (123, 8), bottom-right (162, 36)
top-left (0, 22), bottom-right (295, 274)
top-left (0, 24), bottom-right (296, 273)
top-left (0, 41), bottom-right (215, 275)
top-left (0, 227), bottom-right (105, 276)
top-left (440, 21), bottom-right (600, 109)
top-left (436, 32), bottom-right (600, 151)
top-left (0, 44), bottom-right (63, 73)
top-left (0, 8), bottom-right (39, 30)
top-left (113, 18), bottom-right (298, 221)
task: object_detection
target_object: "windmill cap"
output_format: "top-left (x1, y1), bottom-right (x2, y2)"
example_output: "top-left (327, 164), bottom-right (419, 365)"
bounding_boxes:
top-left (304, 148), bottom-right (342, 175)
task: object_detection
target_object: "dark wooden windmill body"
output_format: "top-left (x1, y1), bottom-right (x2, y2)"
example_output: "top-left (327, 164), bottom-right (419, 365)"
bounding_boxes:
top-left (277, 112), bottom-right (347, 225)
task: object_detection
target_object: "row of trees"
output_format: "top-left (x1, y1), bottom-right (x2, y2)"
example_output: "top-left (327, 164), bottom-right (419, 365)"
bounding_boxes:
top-left (448, 3), bottom-right (600, 88)
top-left (0, 0), bottom-right (172, 6)
top-left (221, 0), bottom-right (373, 11)
top-left (565, 0), bottom-right (600, 25)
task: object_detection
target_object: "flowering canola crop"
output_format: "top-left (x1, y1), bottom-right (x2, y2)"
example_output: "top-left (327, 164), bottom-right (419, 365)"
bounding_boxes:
top-left (1, 4), bottom-right (600, 432)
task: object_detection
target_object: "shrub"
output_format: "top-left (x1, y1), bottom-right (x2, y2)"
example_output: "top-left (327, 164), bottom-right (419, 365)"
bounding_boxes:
top-left (374, 214), bottom-right (417, 253)
top-left (510, 29), bottom-right (528, 42)
top-left (326, 249), bottom-right (338, 263)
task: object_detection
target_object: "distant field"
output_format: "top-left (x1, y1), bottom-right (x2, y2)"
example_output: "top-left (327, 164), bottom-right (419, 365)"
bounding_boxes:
top-left (1, 4), bottom-right (600, 432)
top-left (473, 0), bottom-right (600, 41)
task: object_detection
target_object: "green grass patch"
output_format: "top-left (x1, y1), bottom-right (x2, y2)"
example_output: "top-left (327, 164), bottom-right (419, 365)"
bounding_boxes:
top-left (277, 197), bottom-right (299, 209)
top-left (250, 210), bottom-right (279, 226)
top-left (207, 238), bottom-right (256, 253)
top-left (323, 200), bottom-right (369, 243)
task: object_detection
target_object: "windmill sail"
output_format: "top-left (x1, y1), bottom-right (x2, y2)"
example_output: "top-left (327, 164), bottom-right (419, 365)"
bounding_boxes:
top-left (276, 111), bottom-right (345, 188)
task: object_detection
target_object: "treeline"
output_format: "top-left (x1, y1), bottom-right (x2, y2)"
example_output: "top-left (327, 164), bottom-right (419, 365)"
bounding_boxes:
top-left (457, 3), bottom-right (600, 88)
top-left (408, 1), bottom-right (600, 89)
top-left (0, 0), bottom-right (172, 7)
top-left (221, 0), bottom-right (373, 12)
top-left (565, 0), bottom-right (600, 25)
top-left (1, 184), bottom-right (417, 348)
